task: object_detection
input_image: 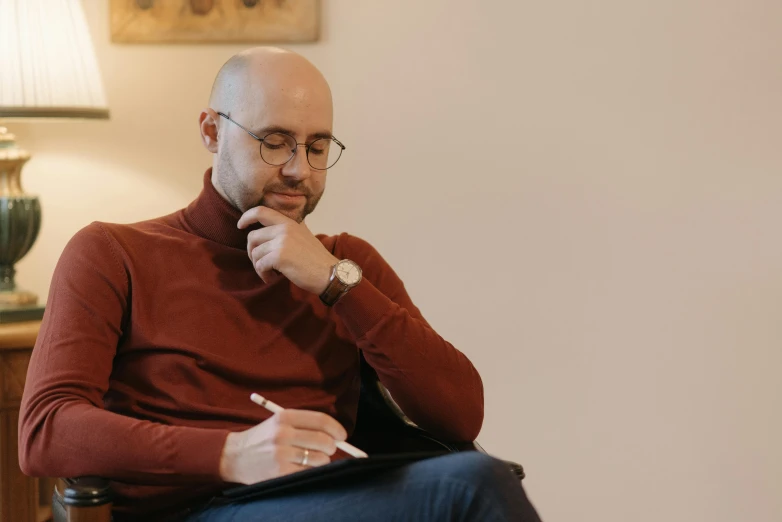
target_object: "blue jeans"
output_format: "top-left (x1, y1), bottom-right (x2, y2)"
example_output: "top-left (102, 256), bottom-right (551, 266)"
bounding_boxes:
top-left (185, 452), bottom-right (541, 522)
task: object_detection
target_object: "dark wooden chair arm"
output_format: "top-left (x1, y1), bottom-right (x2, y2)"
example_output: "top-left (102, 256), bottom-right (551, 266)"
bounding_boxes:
top-left (52, 477), bottom-right (113, 522)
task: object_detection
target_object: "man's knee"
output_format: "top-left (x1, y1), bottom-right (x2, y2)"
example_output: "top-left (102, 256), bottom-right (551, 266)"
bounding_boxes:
top-left (411, 452), bottom-right (538, 521)
top-left (430, 451), bottom-right (519, 489)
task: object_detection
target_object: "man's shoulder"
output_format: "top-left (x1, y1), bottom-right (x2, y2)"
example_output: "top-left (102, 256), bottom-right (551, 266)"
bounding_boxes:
top-left (74, 211), bottom-right (183, 246)
top-left (60, 213), bottom-right (185, 269)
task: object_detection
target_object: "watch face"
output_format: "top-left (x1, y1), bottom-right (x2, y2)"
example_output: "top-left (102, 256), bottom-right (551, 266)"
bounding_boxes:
top-left (335, 260), bottom-right (361, 285)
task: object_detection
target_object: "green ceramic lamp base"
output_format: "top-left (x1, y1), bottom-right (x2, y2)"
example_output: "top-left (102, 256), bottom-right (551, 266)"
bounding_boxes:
top-left (0, 124), bottom-right (44, 323)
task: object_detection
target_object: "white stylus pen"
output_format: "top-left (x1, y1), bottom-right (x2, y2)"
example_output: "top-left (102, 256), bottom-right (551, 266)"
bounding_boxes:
top-left (250, 393), bottom-right (369, 459)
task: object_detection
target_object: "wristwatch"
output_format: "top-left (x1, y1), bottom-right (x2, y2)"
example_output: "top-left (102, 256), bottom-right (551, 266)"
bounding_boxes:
top-left (319, 259), bottom-right (362, 306)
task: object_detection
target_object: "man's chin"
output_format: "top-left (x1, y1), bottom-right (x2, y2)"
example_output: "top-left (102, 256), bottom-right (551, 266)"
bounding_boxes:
top-left (260, 202), bottom-right (306, 223)
top-left (258, 193), bottom-right (319, 223)
top-left (282, 209), bottom-right (306, 223)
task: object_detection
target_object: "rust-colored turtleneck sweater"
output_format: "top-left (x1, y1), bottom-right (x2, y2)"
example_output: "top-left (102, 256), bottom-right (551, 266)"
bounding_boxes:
top-left (19, 169), bottom-right (483, 516)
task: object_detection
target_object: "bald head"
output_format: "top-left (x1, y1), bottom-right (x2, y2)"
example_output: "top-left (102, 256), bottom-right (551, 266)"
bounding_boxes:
top-left (209, 47), bottom-right (332, 118)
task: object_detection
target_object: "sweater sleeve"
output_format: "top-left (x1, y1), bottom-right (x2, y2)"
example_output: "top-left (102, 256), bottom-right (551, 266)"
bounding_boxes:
top-left (18, 223), bottom-right (229, 484)
top-left (333, 234), bottom-right (484, 442)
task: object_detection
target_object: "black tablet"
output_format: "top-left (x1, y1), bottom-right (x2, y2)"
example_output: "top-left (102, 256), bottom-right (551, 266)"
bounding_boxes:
top-left (218, 452), bottom-right (448, 504)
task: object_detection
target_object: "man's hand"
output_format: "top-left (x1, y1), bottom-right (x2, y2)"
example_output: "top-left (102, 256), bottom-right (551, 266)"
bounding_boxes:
top-left (238, 206), bottom-right (339, 294)
top-left (219, 409), bottom-right (348, 485)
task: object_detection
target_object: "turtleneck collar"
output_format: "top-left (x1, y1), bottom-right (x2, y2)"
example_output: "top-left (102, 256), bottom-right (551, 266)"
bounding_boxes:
top-left (181, 168), bottom-right (260, 249)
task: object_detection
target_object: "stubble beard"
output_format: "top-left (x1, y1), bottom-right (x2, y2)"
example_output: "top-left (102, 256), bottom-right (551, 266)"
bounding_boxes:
top-left (218, 154), bottom-right (323, 223)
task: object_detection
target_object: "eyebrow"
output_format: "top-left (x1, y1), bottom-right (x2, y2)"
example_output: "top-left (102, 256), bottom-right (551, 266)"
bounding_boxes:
top-left (252, 125), bottom-right (333, 141)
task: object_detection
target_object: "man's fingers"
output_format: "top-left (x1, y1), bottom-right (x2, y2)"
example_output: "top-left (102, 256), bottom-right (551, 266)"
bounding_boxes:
top-left (277, 409), bottom-right (348, 442)
top-left (259, 270), bottom-right (278, 284)
top-left (255, 251), bottom-right (283, 284)
top-left (238, 206), bottom-right (294, 230)
top-left (285, 428), bottom-right (338, 456)
top-left (289, 444), bottom-right (331, 465)
top-left (278, 445), bottom-right (329, 468)
top-left (279, 461), bottom-right (307, 476)
top-left (246, 225), bottom-right (283, 257)
top-left (251, 241), bottom-right (275, 264)
top-left (255, 253), bottom-right (279, 282)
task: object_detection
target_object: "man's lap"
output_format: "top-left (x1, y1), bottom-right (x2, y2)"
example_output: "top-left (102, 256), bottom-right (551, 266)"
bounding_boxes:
top-left (185, 452), bottom-right (540, 522)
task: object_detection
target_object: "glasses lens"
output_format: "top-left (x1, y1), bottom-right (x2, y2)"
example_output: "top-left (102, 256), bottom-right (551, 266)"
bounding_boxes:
top-left (307, 138), bottom-right (342, 170)
top-left (260, 133), bottom-right (296, 166)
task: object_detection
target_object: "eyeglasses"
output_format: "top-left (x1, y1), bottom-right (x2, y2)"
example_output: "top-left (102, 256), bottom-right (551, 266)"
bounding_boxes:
top-left (217, 112), bottom-right (345, 170)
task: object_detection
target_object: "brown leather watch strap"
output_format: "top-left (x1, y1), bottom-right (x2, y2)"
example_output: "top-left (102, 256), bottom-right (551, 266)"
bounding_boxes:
top-left (319, 268), bottom-right (347, 306)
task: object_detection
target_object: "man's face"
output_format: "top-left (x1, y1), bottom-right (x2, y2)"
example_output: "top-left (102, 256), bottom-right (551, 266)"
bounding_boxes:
top-left (214, 82), bottom-right (333, 222)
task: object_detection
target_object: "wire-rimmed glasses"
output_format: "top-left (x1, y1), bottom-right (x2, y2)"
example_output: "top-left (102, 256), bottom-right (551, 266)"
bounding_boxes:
top-left (217, 111), bottom-right (345, 170)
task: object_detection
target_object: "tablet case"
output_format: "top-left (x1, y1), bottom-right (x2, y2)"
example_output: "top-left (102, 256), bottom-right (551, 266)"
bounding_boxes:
top-left (217, 452), bottom-right (448, 504)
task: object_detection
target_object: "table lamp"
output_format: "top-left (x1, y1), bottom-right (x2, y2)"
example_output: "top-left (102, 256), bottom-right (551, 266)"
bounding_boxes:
top-left (0, 0), bottom-right (109, 322)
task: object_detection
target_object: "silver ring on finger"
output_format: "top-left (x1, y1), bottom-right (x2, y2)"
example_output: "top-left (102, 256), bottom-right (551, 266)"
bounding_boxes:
top-left (301, 448), bottom-right (310, 466)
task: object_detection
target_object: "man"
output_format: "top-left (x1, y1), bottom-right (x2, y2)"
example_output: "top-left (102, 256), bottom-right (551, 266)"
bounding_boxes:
top-left (19, 48), bottom-right (540, 521)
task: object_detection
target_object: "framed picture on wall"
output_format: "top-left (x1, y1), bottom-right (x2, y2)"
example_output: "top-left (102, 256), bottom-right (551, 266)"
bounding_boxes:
top-left (110, 0), bottom-right (320, 43)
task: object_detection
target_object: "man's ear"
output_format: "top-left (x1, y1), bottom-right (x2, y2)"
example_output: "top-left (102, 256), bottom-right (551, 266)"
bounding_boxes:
top-left (199, 109), bottom-right (220, 153)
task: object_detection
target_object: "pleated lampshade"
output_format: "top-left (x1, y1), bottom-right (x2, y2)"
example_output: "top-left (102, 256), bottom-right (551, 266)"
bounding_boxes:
top-left (0, 0), bottom-right (109, 119)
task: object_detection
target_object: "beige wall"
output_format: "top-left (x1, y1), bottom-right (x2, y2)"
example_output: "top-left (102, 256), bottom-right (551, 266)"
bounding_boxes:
top-left (10, 0), bottom-right (782, 520)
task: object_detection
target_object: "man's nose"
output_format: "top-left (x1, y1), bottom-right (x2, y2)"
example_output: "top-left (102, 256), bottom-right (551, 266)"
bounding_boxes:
top-left (280, 144), bottom-right (312, 180)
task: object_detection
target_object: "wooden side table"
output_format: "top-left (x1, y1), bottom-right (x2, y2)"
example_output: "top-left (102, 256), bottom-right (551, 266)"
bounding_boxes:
top-left (0, 320), bottom-right (53, 522)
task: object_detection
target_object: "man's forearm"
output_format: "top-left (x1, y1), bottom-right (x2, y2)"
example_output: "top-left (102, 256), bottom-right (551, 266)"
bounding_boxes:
top-left (19, 398), bottom-right (229, 484)
top-left (334, 279), bottom-right (484, 441)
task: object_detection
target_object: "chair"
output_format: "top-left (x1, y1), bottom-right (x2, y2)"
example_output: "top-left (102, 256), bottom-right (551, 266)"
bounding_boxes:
top-left (52, 355), bottom-right (524, 521)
